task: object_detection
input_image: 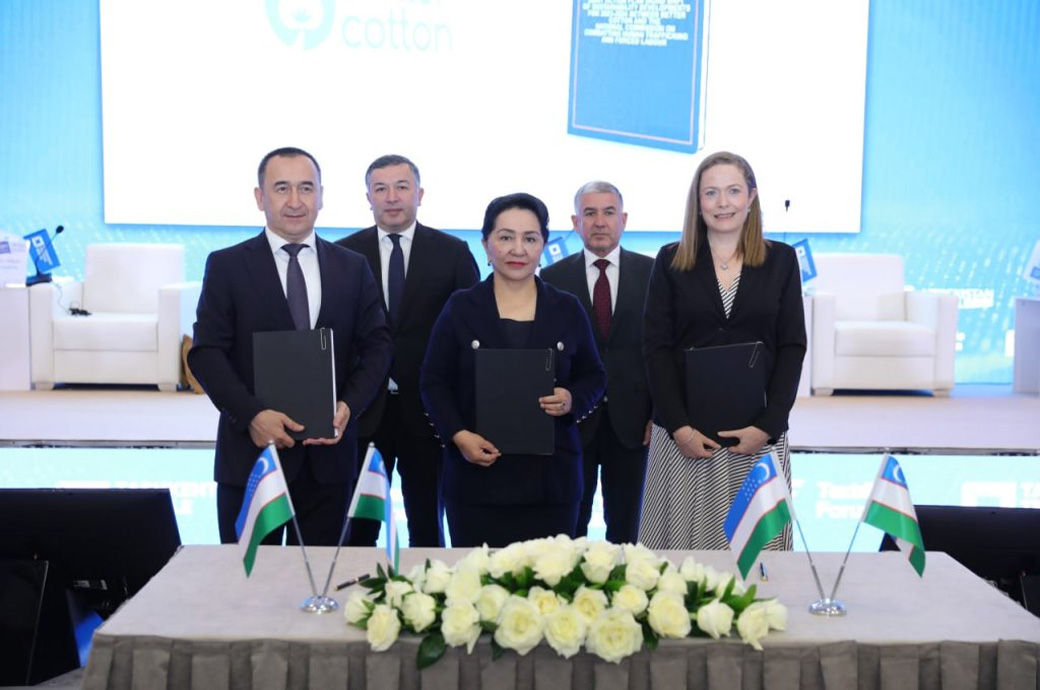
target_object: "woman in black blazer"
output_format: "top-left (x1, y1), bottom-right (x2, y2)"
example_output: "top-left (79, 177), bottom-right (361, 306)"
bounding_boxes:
top-left (641, 152), bottom-right (806, 550)
top-left (420, 193), bottom-right (606, 547)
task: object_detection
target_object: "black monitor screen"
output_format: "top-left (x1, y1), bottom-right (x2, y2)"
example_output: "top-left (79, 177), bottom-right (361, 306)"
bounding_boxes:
top-left (0, 488), bottom-right (181, 684)
top-left (879, 504), bottom-right (1040, 613)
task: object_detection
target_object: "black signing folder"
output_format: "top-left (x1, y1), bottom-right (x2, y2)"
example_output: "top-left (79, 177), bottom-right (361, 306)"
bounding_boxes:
top-left (253, 328), bottom-right (336, 441)
top-left (685, 341), bottom-right (766, 447)
top-left (476, 348), bottom-right (555, 455)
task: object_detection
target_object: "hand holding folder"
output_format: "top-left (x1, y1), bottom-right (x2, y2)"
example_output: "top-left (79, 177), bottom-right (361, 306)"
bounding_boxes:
top-left (475, 348), bottom-right (555, 455)
top-left (253, 328), bottom-right (337, 441)
top-left (685, 341), bottom-right (766, 447)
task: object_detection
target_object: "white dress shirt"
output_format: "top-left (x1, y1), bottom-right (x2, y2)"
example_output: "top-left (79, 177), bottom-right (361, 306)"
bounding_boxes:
top-left (264, 227), bottom-right (321, 328)
top-left (583, 246), bottom-right (621, 311)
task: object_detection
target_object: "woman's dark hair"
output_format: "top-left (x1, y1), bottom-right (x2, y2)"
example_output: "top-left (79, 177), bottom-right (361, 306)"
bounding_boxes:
top-left (481, 192), bottom-right (550, 242)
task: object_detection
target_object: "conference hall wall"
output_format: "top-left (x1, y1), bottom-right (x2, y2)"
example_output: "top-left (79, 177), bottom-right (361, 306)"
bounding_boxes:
top-left (2, 1), bottom-right (1037, 384)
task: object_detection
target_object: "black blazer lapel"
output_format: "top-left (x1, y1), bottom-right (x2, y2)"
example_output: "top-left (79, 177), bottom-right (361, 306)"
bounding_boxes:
top-left (694, 242), bottom-right (728, 321)
top-left (244, 232), bottom-right (295, 329)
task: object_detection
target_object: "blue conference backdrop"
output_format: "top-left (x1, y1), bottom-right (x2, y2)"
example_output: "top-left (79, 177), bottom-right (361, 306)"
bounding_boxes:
top-left (1, 1), bottom-right (1038, 383)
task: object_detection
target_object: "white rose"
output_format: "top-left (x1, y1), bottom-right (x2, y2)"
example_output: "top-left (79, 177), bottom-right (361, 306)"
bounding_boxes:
top-left (679, 556), bottom-right (707, 585)
top-left (493, 596), bottom-right (544, 656)
top-left (647, 591), bottom-right (691, 638)
top-left (422, 559), bottom-right (453, 594)
top-left (702, 566), bottom-right (724, 593)
top-left (343, 590), bottom-right (373, 625)
top-left (657, 570), bottom-right (689, 596)
top-left (365, 604), bottom-right (401, 652)
top-left (444, 566), bottom-right (483, 605)
top-left (762, 599), bottom-right (787, 631)
top-left (475, 583), bottom-right (510, 622)
top-left (695, 599), bottom-right (734, 640)
top-left (611, 584), bottom-right (649, 616)
top-left (625, 557), bottom-right (661, 591)
top-left (585, 608), bottom-right (643, 663)
top-left (440, 601), bottom-right (481, 653)
top-left (532, 540), bottom-right (577, 587)
top-left (457, 544), bottom-right (491, 574)
top-left (527, 586), bottom-right (562, 616)
top-left (406, 563), bottom-right (427, 591)
top-left (572, 585), bottom-right (609, 624)
top-left (543, 605), bottom-right (587, 659)
top-left (580, 541), bottom-right (620, 584)
top-left (622, 543), bottom-right (660, 567)
top-left (384, 579), bottom-right (413, 609)
top-left (488, 542), bottom-right (530, 579)
top-left (736, 603), bottom-right (770, 651)
top-left (400, 591), bottom-right (437, 633)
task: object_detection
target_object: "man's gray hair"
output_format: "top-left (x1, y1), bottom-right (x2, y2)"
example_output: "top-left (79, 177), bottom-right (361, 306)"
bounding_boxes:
top-left (573, 180), bottom-right (624, 213)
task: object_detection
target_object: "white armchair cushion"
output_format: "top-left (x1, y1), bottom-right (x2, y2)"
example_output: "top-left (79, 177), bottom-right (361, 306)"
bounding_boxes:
top-left (53, 313), bottom-right (158, 352)
top-left (82, 243), bottom-right (184, 313)
top-left (834, 320), bottom-right (936, 357)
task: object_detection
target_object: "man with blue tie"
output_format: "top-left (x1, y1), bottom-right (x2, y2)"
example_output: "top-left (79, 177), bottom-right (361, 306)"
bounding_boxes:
top-left (189, 147), bottom-right (393, 546)
top-left (541, 181), bottom-right (653, 544)
top-left (337, 155), bottom-right (479, 547)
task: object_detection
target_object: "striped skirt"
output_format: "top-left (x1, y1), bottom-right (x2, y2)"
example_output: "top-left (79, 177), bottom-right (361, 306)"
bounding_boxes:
top-left (638, 424), bottom-right (793, 551)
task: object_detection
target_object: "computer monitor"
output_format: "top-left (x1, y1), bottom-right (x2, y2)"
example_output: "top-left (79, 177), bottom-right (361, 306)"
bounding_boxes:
top-left (0, 488), bottom-right (181, 685)
top-left (879, 504), bottom-right (1040, 615)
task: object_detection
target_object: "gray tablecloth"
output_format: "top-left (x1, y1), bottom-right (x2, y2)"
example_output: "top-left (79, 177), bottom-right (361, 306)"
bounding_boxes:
top-left (83, 545), bottom-right (1040, 689)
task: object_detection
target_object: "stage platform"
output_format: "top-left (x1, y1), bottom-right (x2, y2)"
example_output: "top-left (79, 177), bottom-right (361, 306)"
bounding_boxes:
top-left (1, 384), bottom-right (1037, 454)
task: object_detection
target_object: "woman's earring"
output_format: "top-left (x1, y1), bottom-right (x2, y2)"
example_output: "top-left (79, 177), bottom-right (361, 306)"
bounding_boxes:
top-left (487, 259), bottom-right (492, 267)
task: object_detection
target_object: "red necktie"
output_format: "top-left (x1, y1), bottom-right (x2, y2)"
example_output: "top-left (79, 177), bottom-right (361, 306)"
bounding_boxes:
top-left (592, 258), bottom-right (611, 339)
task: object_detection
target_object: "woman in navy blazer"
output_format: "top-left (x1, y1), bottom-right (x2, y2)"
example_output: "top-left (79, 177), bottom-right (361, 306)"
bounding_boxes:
top-left (421, 193), bottom-right (607, 547)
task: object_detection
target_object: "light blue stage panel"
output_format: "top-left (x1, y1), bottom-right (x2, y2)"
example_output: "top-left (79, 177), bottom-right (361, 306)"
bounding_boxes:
top-left (1, 449), bottom-right (1037, 553)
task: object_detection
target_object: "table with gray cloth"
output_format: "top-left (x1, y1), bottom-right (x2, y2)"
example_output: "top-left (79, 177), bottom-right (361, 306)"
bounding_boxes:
top-left (83, 545), bottom-right (1040, 689)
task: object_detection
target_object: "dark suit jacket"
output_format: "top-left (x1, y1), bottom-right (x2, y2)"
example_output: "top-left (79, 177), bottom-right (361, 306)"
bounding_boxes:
top-left (420, 276), bottom-right (607, 506)
top-left (188, 232), bottom-right (393, 486)
top-left (643, 240), bottom-right (805, 439)
top-left (540, 248), bottom-right (654, 449)
top-left (336, 223), bottom-right (479, 438)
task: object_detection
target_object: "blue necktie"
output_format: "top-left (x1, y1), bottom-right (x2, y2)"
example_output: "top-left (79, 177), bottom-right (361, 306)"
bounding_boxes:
top-left (387, 234), bottom-right (405, 326)
top-left (282, 243), bottom-right (310, 330)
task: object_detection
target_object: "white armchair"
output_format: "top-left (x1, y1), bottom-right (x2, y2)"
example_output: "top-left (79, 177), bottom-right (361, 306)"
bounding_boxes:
top-left (28, 243), bottom-right (200, 392)
top-left (810, 253), bottom-right (958, 396)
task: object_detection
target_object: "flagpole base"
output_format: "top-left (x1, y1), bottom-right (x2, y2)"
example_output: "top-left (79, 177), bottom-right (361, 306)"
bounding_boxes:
top-left (300, 595), bottom-right (339, 614)
top-left (808, 598), bottom-right (847, 616)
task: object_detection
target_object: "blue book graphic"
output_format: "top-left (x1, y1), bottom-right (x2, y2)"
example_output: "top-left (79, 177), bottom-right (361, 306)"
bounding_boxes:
top-left (568, 0), bottom-right (708, 153)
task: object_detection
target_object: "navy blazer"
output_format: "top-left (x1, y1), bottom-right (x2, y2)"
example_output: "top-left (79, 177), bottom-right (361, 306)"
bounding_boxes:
top-left (540, 248), bottom-right (654, 449)
top-left (188, 232), bottom-right (393, 486)
top-left (643, 240), bottom-right (806, 439)
top-left (336, 223), bottom-right (479, 438)
top-left (420, 276), bottom-right (607, 506)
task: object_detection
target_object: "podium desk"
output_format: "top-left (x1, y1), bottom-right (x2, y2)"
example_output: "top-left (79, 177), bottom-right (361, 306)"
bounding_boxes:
top-left (1014, 297), bottom-right (1040, 394)
top-left (0, 285), bottom-right (30, 391)
top-left (84, 545), bottom-right (1040, 690)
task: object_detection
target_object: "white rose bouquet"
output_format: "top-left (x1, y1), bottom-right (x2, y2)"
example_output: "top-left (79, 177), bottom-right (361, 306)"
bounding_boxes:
top-left (345, 536), bottom-right (786, 668)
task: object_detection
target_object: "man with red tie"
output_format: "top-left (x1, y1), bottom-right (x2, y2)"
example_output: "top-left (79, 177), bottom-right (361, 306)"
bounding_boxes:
top-left (541, 181), bottom-right (653, 544)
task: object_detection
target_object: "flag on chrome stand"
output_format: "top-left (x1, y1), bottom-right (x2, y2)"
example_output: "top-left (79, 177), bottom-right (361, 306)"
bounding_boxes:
top-left (724, 453), bottom-right (794, 579)
top-left (862, 455), bottom-right (926, 576)
top-left (235, 445), bottom-right (294, 576)
top-left (346, 445), bottom-right (400, 572)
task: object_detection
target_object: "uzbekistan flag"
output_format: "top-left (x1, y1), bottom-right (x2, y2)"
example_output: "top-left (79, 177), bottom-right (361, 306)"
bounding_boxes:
top-left (862, 455), bottom-right (926, 576)
top-left (724, 453), bottom-right (794, 579)
top-left (235, 445), bottom-right (294, 576)
top-left (347, 445), bottom-right (399, 572)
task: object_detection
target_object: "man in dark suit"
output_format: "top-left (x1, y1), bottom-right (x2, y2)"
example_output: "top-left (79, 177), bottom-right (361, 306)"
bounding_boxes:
top-left (540, 181), bottom-right (653, 544)
top-left (337, 154), bottom-right (479, 547)
top-left (189, 147), bottom-right (393, 546)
